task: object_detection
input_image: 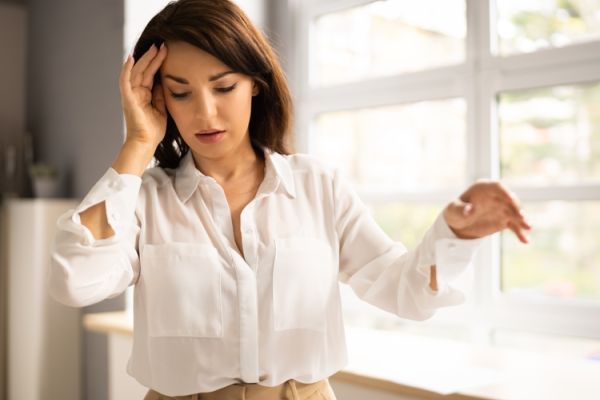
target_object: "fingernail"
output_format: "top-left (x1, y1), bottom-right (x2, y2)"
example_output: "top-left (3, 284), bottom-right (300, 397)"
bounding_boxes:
top-left (463, 204), bottom-right (473, 216)
top-left (160, 42), bottom-right (165, 49)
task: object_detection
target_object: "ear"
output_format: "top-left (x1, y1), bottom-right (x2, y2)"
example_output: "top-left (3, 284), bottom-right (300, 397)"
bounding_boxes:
top-left (252, 81), bottom-right (259, 96)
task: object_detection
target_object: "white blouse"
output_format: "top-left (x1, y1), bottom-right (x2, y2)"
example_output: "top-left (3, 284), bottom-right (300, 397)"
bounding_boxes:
top-left (48, 149), bottom-right (481, 396)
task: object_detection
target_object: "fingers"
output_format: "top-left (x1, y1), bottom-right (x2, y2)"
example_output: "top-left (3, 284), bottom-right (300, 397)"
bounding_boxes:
top-left (152, 82), bottom-right (166, 114)
top-left (483, 181), bottom-right (517, 208)
top-left (141, 43), bottom-right (168, 89)
top-left (451, 180), bottom-right (533, 243)
top-left (519, 214), bottom-right (532, 230)
top-left (501, 202), bottom-right (531, 243)
top-left (449, 199), bottom-right (473, 216)
top-left (446, 199), bottom-right (475, 222)
top-left (504, 199), bottom-right (531, 231)
top-left (507, 220), bottom-right (529, 244)
top-left (485, 181), bottom-right (533, 232)
top-left (119, 54), bottom-right (135, 101)
top-left (130, 44), bottom-right (161, 89)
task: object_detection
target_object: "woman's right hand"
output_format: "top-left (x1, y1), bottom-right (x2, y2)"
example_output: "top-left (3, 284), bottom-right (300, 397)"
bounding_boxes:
top-left (119, 43), bottom-right (168, 149)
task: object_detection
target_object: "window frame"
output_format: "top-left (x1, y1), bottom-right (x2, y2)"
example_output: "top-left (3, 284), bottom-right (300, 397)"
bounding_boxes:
top-left (284, 0), bottom-right (600, 339)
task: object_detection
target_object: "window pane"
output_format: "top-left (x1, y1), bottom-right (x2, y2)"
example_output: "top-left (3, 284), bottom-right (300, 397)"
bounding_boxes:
top-left (496, 0), bottom-right (600, 55)
top-left (498, 82), bottom-right (600, 186)
top-left (314, 99), bottom-right (467, 192)
top-left (371, 202), bottom-right (442, 248)
top-left (502, 201), bottom-right (600, 301)
top-left (311, 0), bottom-right (466, 86)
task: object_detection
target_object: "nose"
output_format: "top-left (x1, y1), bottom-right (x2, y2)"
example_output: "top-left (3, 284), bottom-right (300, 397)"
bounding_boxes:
top-left (194, 91), bottom-right (218, 120)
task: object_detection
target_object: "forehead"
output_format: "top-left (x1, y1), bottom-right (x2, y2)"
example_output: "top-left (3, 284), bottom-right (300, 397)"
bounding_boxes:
top-left (160, 41), bottom-right (230, 77)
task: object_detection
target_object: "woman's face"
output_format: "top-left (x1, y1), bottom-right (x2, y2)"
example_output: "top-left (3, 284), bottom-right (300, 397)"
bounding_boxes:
top-left (159, 41), bottom-right (258, 162)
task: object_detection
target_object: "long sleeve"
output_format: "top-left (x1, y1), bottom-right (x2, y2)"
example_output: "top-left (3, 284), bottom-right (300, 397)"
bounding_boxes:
top-left (47, 168), bottom-right (142, 307)
top-left (333, 168), bottom-right (482, 321)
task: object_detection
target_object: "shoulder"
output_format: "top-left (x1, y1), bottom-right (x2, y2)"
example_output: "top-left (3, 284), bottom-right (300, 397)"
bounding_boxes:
top-left (278, 152), bottom-right (338, 179)
top-left (140, 165), bottom-right (176, 192)
top-left (280, 153), bottom-right (354, 191)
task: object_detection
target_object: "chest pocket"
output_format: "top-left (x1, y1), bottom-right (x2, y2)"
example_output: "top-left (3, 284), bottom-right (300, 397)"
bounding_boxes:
top-left (273, 237), bottom-right (335, 332)
top-left (141, 243), bottom-right (223, 338)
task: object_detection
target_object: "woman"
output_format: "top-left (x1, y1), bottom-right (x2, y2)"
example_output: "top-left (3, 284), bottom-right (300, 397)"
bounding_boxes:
top-left (48, 0), bottom-right (531, 399)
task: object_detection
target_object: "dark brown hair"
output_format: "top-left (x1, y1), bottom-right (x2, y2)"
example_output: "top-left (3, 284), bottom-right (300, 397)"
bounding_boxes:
top-left (133, 0), bottom-right (294, 168)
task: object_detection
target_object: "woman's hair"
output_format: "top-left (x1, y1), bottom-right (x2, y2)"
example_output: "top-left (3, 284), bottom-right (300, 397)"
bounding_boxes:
top-left (133, 0), bottom-right (294, 168)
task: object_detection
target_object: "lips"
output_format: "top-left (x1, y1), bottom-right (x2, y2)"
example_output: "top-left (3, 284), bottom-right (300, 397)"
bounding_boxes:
top-left (194, 130), bottom-right (226, 144)
top-left (195, 129), bottom-right (225, 135)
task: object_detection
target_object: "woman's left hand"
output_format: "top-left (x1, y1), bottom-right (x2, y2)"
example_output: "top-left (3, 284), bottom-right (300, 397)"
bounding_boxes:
top-left (443, 180), bottom-right (532, 243)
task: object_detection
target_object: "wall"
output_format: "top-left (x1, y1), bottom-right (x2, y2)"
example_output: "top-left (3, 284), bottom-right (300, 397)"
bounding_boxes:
top-left (26, 1), bottom-right (126, 400)
top-left (0, 2), bottom-right (26, 140)
top-left (0, 2), bottom-right (28, 198)
top-left (27, 0), bottom-right (124, 199)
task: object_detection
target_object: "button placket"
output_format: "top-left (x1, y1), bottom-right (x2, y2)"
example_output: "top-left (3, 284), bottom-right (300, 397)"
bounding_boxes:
top-left (240, 204), bottom-right (257, 268)
top-left (209, 183), bottom-right (237, 249)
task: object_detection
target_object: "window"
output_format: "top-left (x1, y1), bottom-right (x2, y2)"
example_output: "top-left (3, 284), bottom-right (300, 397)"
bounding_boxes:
top-left (499, 82), bottom-right (600, 301)
top-left (496, 0), bottom-right (600, 55)
top-left (314, 98), bottom-right (467, 192)
top-left (311, 0), bottom-right (466, 86)
top-left (288, 0), bottom-right (600, 339)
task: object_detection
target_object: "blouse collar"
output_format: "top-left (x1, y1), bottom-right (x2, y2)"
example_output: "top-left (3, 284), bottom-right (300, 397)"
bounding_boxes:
top-left (174, 148), bottom-right (296, 203)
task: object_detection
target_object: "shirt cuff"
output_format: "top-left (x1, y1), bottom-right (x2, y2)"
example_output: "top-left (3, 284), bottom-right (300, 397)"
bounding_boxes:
top-left (72, 168), bottom-right (142, 244)
top-left (430, 212), bottom-right (482, 282)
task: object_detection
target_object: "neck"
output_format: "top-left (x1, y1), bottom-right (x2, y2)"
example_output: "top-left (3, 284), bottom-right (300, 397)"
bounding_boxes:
top-left (191, 143), bottom-right (263, 185)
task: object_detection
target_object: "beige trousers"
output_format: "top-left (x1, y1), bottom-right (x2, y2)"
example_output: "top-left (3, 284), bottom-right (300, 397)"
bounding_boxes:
top-left (144, 378), bottom-right (337, 400)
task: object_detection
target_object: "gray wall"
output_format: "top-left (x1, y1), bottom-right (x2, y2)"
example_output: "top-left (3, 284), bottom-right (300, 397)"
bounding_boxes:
top-left (0, 2), bottom-right (26, 139)
top-left (26, 1), bottom-right (126, 400)
top-left (27, 0), bottom-right (125, 199)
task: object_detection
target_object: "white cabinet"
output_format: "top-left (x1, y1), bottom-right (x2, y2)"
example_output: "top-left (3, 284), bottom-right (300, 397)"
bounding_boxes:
top-left (6, 199), bottom-right (81, 400)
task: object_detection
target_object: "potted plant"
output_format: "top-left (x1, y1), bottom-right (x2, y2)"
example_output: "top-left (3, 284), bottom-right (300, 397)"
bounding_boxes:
top-left (29, 162), bottom-right (59, 198)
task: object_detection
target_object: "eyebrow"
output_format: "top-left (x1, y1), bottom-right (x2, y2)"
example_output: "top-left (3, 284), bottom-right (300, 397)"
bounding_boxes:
top-left (164, 70), bottom-right (235, 84)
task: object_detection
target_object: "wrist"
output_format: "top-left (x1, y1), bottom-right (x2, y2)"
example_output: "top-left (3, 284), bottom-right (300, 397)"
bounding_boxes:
top-left (112, 140), bottom-right (156, 176)
top-left (448, 225), bottom-right (480, 240)
top-left (442, 210), bottom-right (480, 240)
top-left (123, 137), bottom-right (158, 153)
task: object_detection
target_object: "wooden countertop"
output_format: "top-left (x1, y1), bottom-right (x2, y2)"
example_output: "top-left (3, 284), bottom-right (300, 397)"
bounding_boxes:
top-left (83, 312), bottom-right (600, 400)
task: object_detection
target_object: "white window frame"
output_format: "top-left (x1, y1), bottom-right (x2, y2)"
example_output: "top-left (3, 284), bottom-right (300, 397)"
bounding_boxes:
top-left (281, 0), bottom-right (600, 339)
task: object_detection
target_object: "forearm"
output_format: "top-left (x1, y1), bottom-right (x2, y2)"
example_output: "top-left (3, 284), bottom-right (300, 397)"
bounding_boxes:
top-left (79, 140), bottom-right (153, 240)
top-left (429, 265), bottom-right (438, 291)
top-left (79, 202), bottom-right (115, 240)
top-left (111, 139), bottom-right (155, 176)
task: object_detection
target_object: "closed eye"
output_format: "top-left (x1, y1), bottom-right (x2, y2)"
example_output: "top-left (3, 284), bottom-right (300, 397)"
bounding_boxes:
top-left (169, 83), bottom-right (237, 100)
top-left (215, 83), bottom-right (237, 93)
top-left (170, 92), bottom-right (189, 99)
